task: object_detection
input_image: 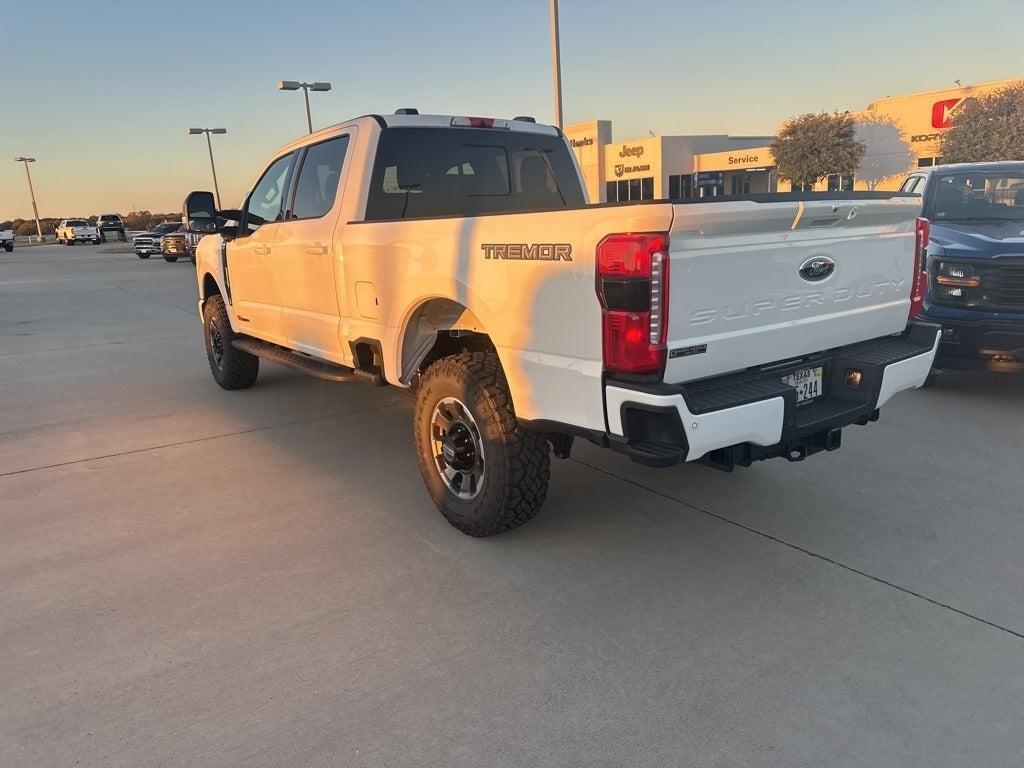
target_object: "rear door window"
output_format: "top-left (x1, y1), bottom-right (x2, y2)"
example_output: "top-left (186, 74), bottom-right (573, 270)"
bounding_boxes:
top-left (364, 127), bottom-right (584, 221)
top-left (290, 135), bottom-right (350, 220)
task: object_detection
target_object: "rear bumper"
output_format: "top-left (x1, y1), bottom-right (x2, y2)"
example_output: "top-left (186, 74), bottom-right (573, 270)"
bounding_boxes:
top-left (604, 322), bottom-right (940, 469)
top-left (920, 306), bottom-right (1024, 370)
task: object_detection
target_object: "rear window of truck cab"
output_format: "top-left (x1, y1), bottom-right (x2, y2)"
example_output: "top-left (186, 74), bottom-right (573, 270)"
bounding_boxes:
top-left (364, 127), bottom-right (584, 221)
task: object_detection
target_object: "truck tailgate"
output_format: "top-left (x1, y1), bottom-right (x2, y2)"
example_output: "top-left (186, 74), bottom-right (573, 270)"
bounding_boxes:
top-left (664, 196), bottom-right (922, 384)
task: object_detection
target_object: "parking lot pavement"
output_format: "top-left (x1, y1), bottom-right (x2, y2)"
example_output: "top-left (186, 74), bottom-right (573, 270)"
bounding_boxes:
top-left (2, 245), bottom-right (1023, 768)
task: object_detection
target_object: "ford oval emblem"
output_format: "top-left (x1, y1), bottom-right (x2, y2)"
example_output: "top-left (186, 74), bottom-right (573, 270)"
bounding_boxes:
top-left (799, 256), bottom-right (836, 282)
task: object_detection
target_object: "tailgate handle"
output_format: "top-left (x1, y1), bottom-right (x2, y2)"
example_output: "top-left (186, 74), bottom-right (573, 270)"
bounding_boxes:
top-left (253, 246), bottom-right (271, 256)
top-left (305, 245), bottom-right (329, 256)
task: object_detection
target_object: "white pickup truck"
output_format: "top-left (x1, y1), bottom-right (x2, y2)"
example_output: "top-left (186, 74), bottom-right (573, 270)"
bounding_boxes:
top-left (185, 111), bottom-right (939, 536)
top-left (0, 230), bottom-right (13, 253)
top-left (55, 219), bottom-right (101, 245)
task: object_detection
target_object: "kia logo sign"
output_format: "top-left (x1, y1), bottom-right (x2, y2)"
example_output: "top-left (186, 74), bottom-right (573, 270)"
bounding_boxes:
top-left (931, 98), bottom-right (961, 129)
top-left (799, 256), bottom-right (836, 282)
top-left (618, 145), bottom-right (644, 158)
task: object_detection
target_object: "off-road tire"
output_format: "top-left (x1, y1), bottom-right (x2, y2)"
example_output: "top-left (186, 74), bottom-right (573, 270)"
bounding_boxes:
top-left (414, 350), bottom-right (550, 536)
top-left (164, 256), bottom-right (178, 263)
top-left (202, 295), bottom-right (259, 390)
top-left (3, 244), bottom-right (12, 253)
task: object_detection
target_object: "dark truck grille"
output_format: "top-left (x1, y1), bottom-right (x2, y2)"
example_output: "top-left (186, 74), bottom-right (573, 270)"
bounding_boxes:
top-left (161, 234), bottom-right (186, 254)
top-left (989, 263), bottom-right (1024, 309)
top-left (933, 257), bottom-right (1024, 312)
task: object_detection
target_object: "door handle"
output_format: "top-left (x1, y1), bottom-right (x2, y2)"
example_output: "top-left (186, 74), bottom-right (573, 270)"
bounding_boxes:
top-left (253, 246), bottom-right (271, 255)
top-left (305, 246), bottom-right (329, 256)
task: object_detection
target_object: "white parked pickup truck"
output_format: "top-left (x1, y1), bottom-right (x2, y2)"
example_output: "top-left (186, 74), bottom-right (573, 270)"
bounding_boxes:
top-left (0, 230), bottom-right (13, 253)
top-left (56, 219), bottom-right (101, 245)
top-left (185, 110), bottom-right (939, 536)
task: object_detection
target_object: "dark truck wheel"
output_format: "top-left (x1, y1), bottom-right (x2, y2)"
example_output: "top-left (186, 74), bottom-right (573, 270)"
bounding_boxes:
top-left (414, 350), bottom-right (550, 537)
top-left (92, 238), bottom-right (101, 245)
top-left (202, 295), bottom-right (259, 390)
top-left (164, 256), bottom-right (178, 263)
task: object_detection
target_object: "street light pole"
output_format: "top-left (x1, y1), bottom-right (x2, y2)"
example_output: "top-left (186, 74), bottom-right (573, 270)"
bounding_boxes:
top-left (188, 128), bottom-right (227, 209)
top-left (302, 87), bottom-right (313, 134)
top-left (13, 157), bottom-right (43, 241)
top-left (276, 81), bottom-right (332, 134)
top-left (549, 0), bottom-right (563, 128)
top-left (204, 132), bottom-right (222, 209)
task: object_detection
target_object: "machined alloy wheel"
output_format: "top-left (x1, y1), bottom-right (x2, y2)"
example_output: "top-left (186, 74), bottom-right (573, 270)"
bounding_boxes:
top-left (430, 396), bottom-right (485, 500)
top-left (414, 350), bottom-right (550, 536)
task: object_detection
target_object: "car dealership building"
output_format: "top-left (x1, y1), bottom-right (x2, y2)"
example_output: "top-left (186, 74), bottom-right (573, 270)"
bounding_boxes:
top-left (567, 76), bottom-right (1023, 202)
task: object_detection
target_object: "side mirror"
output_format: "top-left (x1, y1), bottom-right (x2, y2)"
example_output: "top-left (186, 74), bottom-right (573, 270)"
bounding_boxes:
top-left (184, 191), bottom-right (242, 239)
top-left (183, 190), bottom-right (217, 234)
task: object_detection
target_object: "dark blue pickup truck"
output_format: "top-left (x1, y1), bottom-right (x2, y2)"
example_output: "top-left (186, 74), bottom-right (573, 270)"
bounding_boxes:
top-left (899, 161), bottom-right (1024, 378)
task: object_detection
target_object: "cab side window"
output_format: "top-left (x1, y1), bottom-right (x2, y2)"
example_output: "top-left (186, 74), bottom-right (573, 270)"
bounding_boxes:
top-left (244, 151), bottom-right (298, 232)
top-left (290, 136), bottom-right (350, 220)
top-left (901, 176), bottom-right (923, 194)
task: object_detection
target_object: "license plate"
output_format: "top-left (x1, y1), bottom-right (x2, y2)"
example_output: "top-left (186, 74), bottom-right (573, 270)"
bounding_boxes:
top-left (783, 366), bottom-right (823, 403)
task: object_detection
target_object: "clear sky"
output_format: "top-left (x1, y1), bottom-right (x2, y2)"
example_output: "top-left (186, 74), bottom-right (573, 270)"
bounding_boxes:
top-left (3, 0), bottom-right (1022, 219)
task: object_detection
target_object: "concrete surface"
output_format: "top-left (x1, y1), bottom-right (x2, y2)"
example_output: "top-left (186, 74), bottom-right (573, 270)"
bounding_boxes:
top-left (2, 244), bottom-right (1023, 767)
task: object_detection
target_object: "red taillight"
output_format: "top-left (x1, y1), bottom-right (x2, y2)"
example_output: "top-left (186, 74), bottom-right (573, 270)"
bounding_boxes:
top-left (596, 233), bottom-right (670, 374)
top-left (910, 217), bottom-right (929, 319)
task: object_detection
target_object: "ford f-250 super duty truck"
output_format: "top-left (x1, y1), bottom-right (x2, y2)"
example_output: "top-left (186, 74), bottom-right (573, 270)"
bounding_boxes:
top-left (185, 110), bottom-right (939, 537)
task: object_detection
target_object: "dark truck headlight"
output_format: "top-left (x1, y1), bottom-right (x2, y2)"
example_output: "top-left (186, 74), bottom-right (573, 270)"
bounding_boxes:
top-left (936, 261), bottom-right (980, 287)
top-left (933, 261), bottom-right (980, 304)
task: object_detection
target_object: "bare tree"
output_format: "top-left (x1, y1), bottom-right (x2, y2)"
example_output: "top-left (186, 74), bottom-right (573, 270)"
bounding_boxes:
top-left (771, 112), bottom-right (866, 188)
top-left (855, 113), bottom-right (914, 190)
top-left (940, 83), bottom-right (1024, 163)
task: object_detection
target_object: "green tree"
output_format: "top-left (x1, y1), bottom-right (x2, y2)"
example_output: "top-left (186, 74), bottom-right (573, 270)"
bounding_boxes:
top-left (855, 113), bottom-right (914, 190)
top-left (771, 111), bottom-right (866, 188)
top-left (939, 83), bottom-right (1024, 163)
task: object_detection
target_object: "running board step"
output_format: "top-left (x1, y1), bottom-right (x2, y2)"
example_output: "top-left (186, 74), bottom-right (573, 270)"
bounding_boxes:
top-left (231, 338), bottom-right (357, 383)
top-left (624, 441), bottom-right (686, 468)
top-left (353, 366), bottom-right (385, 386)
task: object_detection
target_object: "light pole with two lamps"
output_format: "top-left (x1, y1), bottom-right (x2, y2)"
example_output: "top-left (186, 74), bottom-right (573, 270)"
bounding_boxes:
top-left (276, 80), bottom-right (332, 134)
